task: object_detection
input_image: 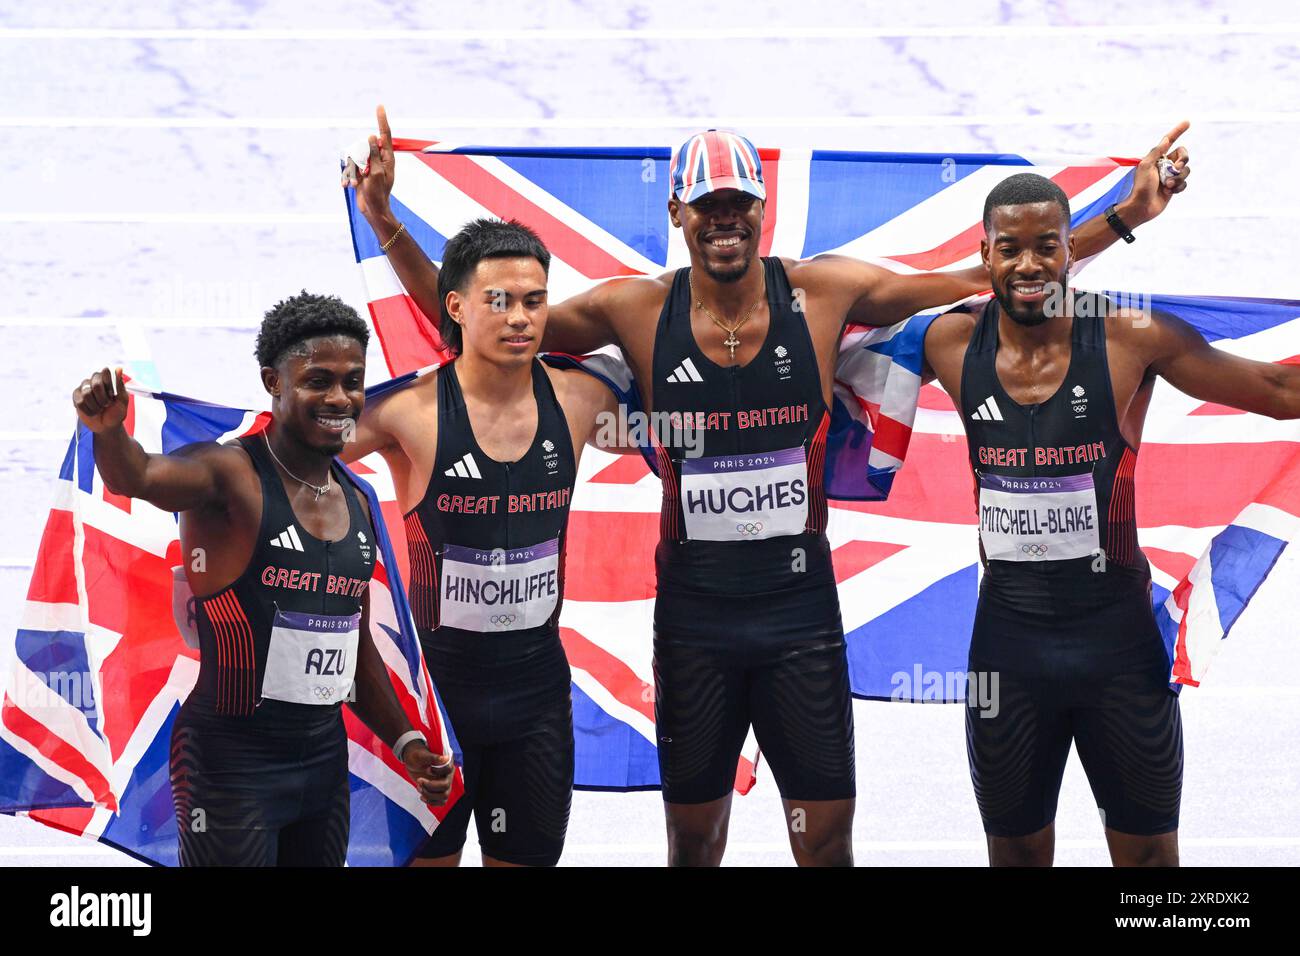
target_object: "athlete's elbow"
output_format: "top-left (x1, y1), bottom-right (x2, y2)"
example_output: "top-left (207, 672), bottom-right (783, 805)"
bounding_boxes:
top-left (98, 469), bottom-right (142, 499)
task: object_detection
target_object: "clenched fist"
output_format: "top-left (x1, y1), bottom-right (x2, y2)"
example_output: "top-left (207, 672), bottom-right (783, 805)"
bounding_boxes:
top-left (73, 367), bottom-right (129, 433)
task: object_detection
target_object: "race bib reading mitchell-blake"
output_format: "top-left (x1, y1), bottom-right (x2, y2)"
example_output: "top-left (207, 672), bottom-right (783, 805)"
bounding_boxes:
top-left (439, 538), bottom-right (561, 632)
top-left (978, 472), bottom-right (1100, 562)
top-left (680, 447), bottom-right (809, 541)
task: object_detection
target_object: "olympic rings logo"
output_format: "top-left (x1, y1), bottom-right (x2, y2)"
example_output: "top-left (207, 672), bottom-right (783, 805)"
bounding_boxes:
top-left (735, 522), bottom-right (765, 536)
top-left (1020, 543), bottom-right (1049, 557)
top-left (313, 686), bottom-right (336, 700)
top-left (490, 614), bottom-right (518, 626)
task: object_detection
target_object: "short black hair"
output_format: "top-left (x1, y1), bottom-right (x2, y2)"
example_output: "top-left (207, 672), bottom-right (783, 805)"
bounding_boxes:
top-left (436, 218), bottom-right (551, 352)
top-left (982, 173), bottom-right (1072, 232)
top-left (255, 291), bottom-right (369, 368)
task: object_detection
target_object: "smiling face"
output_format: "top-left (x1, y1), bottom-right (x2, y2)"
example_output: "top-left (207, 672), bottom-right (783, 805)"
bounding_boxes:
top-left (263, 334), bottom-right (366, 456)
top-left (981, 201), bottom-right (1075, 327)
top-left (669, 188), bottom-right (764, 284)
top-left (445, 255), bottom-right (548, 367)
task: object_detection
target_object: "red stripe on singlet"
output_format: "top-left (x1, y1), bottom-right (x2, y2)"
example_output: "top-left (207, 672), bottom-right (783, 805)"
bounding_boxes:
top-left (653, 436), bottom-right (680, 541)
top-left (804, 410), bottom-right (832, 534)
top-left (223, 592), bottom-right (256, 715)
top-left (1107, 447), bottom-right (1139, 567)
top-left (403, 512), bottom-right (438, 629)
top-left (201, 593), bottom-right (230, 714)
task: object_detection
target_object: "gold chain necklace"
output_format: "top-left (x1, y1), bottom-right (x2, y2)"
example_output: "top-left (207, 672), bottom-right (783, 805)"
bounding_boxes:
top-left (689, 271), bottom-right (766, 361)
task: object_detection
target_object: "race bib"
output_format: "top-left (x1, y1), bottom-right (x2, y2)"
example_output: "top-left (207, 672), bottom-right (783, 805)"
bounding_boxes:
top-left (978, 472), bottom-right (1101, 562)
top-left (680, 447), bottom-right (809, 542)
top-left (262, 608), bottom-right (360, 706)
top-left (439, 538), bottom-right (560, 632)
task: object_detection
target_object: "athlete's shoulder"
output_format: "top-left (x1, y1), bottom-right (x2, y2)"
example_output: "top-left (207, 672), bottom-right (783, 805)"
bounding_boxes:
top-left (925, 308), bottom-right (980, 350)
top-left (789, 252), bottom-right (880, 274)
top-left (591, 273), bottom-right (673, 307)
top-left (187, 437), bottom-right (256, 475)
top-left (543, 360), bottom-right (618, 414)
top-left (1101, 302), bottom-right (1180, 360)
top-left (173, 438), bottom-right (260, 510)
top-left (372, 362), bottom-right (441, 413)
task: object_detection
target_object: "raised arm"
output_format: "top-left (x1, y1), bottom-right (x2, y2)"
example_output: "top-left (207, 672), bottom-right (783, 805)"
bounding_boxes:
top-left (73, 367), bottom-right (235, 513)
top-left (348, 105), bottom-right (620, 356)
top-left (349, 106), bottom-right (444, 330)
top-left (843, 123), bottom-right (1192, 328)
top-left (1144, 310), bottom-right (1300, 420)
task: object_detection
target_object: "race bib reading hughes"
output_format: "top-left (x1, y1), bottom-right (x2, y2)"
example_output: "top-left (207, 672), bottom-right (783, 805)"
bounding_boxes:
top-left (680, 447), bottom-right (809, 542)
top-left (439, 538), bottom-right (561, 632)
top-left (978, 472), bottom-right (1101, 562)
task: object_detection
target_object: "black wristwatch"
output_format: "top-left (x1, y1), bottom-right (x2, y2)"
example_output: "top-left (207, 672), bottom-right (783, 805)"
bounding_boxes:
top-left (1105, 204), bottom-right (1135, 244)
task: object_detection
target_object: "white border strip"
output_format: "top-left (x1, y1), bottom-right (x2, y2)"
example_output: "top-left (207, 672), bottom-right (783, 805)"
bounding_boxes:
top-left (2, 25), bottom-right (1298, 40)
top-left (2, 113), bottom-right (1296, 130)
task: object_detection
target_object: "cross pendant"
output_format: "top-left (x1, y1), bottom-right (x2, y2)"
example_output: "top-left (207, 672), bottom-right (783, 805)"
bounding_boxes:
top-left (723, 331), bottom-right (740, 360)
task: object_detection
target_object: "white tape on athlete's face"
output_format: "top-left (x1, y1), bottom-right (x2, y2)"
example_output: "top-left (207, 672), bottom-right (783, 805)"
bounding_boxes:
top-left (977, 472), bottom-right (1100, 562)
top-left (439, 539), bottom-right (561, 632)
top-left (680, 447), bottom-right (809, 542)
top-left (262, 608), bottom-right (360, 705)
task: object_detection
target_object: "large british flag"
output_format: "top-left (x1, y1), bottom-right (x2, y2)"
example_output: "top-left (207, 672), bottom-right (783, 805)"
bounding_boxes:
top-left (342, 138), bottom-right (1300, 788)
top-left (0, 385), bottom-right (463, 865)
top-left (5, 143), bottom-right (1297, 852)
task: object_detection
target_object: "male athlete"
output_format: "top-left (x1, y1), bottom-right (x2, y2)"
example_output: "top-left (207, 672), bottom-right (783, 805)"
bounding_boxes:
top-left (921, 174), bottom-right (1300, 866)
top-left (350, 106), bottom-right (1189, 865)
top-left (72, 293), bottom-right (453, 866)
top-left (342, 219), bottom-right (616, 867)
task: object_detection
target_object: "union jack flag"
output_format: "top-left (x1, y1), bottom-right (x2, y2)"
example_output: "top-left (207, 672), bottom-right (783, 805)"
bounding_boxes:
top-left (341, 138), bottom-right (1300, 789)
top-left (6, 143), bottom-right (1297, 860)
top-left (0, 386), bottom-right (463, 865)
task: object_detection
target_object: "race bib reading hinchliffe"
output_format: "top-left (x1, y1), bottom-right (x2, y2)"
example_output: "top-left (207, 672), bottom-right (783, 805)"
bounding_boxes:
top-left (681, 447), bottom-right (809, 542)
top-left (439, 539), bottom-right (560, 632)
top-left (978, 472), bottom-right (1100, 562)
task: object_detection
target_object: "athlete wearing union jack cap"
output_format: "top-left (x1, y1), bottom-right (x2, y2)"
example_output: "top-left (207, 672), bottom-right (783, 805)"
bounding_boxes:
top-left (920, 152), bottom-right (1300, 868)
top-left (71, 294), bottom-right (453, 866)
top-left (352, 104), bottom-right (1191, 866)
top-left (670, 129), bottom-right (767, 204)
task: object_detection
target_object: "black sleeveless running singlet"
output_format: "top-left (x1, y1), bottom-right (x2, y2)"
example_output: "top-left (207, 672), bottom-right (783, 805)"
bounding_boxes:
top-left (960, 293), bottom-right (1149, 618)
top-left (402, 358), bottom-right (576, 644)
top-left (651, 256), bottom-right (834, 614)
top-left (189, 433), bottom-right (375, 716)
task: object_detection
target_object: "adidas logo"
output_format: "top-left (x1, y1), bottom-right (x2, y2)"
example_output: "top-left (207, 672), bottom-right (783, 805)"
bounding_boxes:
top-left (445, 453), bottom-right (482, 479)
top-left (270, 524), bottom-right (305, 552)
top-left (666, 358), bottom-right (704, 383)
top-left (970, 396), bottom-right (1004, 422)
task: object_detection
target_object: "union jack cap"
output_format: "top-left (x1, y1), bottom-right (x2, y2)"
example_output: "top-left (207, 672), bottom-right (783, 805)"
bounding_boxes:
top-left (669, 129), bottom-right (766, 204)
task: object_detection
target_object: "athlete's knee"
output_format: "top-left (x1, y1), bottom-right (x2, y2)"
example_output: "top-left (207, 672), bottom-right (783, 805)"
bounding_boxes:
top-left (785, 800), bottom-right (854, 867)
top-left (1108, 830), bottom-right (1178, 867)
top-left (665, 799), bottom-right (730, 866)
top-left (987, 825), bottom-right (1055, 867)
